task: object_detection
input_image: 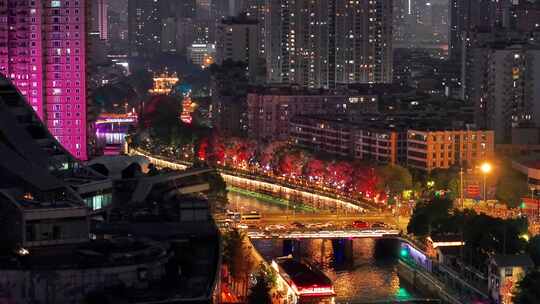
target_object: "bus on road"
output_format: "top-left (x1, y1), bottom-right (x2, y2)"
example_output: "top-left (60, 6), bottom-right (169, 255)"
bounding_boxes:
top-left (241, 211), bottom-right (262, 222)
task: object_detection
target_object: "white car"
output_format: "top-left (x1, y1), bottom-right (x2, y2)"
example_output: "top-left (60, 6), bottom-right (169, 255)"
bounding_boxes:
top-left (247, 232), bottom-right (265, 238)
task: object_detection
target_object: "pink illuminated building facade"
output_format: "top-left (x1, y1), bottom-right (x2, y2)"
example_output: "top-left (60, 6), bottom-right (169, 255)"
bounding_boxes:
top-left (0, 0), bottom-right (88, 160)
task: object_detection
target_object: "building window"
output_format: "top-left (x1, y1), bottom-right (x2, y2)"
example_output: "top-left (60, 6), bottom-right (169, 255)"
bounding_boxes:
top-left (505, 267), bottom-right (513, 277)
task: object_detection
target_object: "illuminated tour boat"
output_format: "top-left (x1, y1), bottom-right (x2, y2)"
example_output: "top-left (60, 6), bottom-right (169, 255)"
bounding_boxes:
top-left (272, 256), bottom-right (335, 304)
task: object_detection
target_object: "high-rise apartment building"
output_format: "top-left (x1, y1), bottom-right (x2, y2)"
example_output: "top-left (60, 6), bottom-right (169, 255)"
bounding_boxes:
top-left (161, 17), bottom-right (177, 53)
top-left (107, 0), bottom-right (129, 48)
top-left (90, 0), bottom-right (108, 40)
top-left (241, 0), bottom-right (267, 57)
top-left (128, 0), bottom-right (161, 57)
top-left (128, 0), bottom-right (220, 56)
top-left (247, 86), bottom-right (379, 141)
top-left (265, 0), bottom-right (393, 89)
top-left (393, 0), bottom-right (410, 45)
top-left (0, 0), bottom-right (88, 159)
top-left (393, 0), bottom-right (449, 48)
top-left (97, 0), bottom-right (108, 40)
top-left (449, 0), bottom-right (497, 62)
top-left (470, 43), bottom-right (540, 144)
top-left (216, 15), bottom-right (260, 81)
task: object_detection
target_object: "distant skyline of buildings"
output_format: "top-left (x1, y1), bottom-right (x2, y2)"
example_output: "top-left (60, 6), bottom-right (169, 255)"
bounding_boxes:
top-left (216, 15), bottom-right (260, 82)
top-left (468, 42), bottom-right (540, 144)
top-left (0, 0), bottom-right (539, 161)
top-left (264, 0), bottom-right (394, 88)
top-left (97, 0), bottom-right (108, 40)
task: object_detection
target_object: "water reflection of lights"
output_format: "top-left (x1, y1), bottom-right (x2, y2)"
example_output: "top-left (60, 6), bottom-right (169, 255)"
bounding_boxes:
top-left (253, 238), bottom-right (416, 303)
top-left (224, 175), bottom-right (364, 212)
top-left (96, 132), bottom-right (127, 145)
top-left (132, 148), bottom-right (367, 212)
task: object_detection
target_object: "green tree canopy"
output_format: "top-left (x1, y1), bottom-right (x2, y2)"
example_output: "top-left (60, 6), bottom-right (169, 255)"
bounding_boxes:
top-left (496, 164), bottom-right (529, 208)
top-left (407, 197), bottom-right (453, 236)
top-left (408, 196), bottom-right (529, 269)
top-left (528, 235), bottom-right (540, 267)
top-left (513, 270), bottom-right (540, 304)
top-left (247, 264), bottom-right (276, 304)
top-left (222, 229), bottom-right (251, 280)
top-left (376, 164), bottom-right (413, 195)
top-left (204, 170), bottom-right (228, 204)
top-left (429, 168), bottom-right (459, 190)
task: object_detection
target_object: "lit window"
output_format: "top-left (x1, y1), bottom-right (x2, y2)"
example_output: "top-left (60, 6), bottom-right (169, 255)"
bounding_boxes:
top-left (51, 1), bottom-right (61, 7)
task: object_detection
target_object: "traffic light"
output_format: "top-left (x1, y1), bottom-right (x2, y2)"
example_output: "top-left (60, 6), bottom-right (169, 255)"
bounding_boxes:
top-left (520, 202), bottom-right (526, 209)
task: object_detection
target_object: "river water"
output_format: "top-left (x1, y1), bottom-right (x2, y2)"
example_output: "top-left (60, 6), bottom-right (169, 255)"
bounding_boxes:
top-left (228, 191), bottom-right (422, 303)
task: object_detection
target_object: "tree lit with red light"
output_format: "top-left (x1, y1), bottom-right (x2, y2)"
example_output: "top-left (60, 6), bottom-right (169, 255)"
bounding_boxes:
top-left (188, 136), bottom-right (406, 204)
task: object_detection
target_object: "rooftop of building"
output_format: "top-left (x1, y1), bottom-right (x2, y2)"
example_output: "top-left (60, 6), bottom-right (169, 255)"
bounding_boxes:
top-left (437, 246), bottom-right (462, 256)
top-left (221, 13), bottom-right (258, 25)
top-left (492, 254), bottom-right (534, 268)
top-left (428, 234), bottom-right (465, 244)
top-left (528, 161), bottom-right (540, 170)
top-left (16, 199), bottom-right (85, 210)
top-left (0, 237), bottom-right (168, 270)
top-left (247, 83), bottom-right (412, 96)
top-left (291, 114), bottom-right (407, 132)
top-left (407, 126), bottom-right (491, 133)
top-left (512, 153), bottom-right (540, 169)
top-left (475, 36), bottom-right (540, 50)
top-left (0, 74), bottom-right (107, 199)
top-left (291, 113), bottom-right (484, 133)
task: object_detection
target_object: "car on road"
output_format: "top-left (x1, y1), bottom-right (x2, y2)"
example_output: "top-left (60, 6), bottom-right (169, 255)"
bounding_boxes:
top-left (352, 220), bottom-right (370, 229)
top-left (371, 222), bottom-right (386, 229)
top-left (247, 231), bottom-right (265, 238)
top-left (265, 225), bottom-right (280, 231)
top-left (291, 221), bottom-right (306, 229)
top-left (306, 223), bottom-right (322, 229)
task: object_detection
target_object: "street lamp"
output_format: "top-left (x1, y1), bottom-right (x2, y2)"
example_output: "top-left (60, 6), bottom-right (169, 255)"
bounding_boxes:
top-left (480, 162), bottom-right (492, 204)
top-left (459, 167), bottom-right (464, 209)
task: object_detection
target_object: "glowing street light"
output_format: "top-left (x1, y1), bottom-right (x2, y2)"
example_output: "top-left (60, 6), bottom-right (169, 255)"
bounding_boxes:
top-left (481, 162), bottom-right (492, 174)
top-left (480, 162), bottom-right (492, 204)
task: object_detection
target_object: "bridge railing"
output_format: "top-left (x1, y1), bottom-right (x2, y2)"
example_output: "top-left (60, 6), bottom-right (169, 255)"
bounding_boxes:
top-left (398, 236), bottom-right (489, 302)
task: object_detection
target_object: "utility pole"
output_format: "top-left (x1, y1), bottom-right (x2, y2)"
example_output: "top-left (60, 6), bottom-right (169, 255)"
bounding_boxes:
top-left (460, 167), bottom-right (464, 209)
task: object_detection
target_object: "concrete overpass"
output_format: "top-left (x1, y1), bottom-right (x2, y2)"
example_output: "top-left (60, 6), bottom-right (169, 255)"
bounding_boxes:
top-left (129, 168), bottom-right (214, 203)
